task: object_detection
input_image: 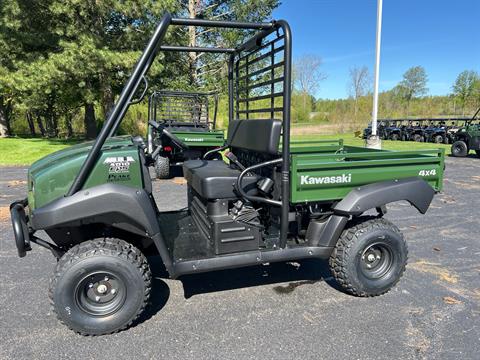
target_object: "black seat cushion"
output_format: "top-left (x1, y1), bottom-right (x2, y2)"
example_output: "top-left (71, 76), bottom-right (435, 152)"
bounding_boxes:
top-left (183, 160), bottom-right (258, 199)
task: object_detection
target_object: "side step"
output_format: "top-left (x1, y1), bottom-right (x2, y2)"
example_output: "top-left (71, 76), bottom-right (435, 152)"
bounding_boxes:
top-left (171, 245), bottom-right (333, 278)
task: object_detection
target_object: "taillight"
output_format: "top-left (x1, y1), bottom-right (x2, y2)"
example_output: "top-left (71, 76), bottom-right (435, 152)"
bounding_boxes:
top-left (163, 146), bottom-right (172, 152)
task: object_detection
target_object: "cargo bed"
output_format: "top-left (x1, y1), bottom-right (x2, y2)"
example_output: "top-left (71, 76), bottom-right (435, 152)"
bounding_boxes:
top-left (289, 140), bottom-right (444, 203)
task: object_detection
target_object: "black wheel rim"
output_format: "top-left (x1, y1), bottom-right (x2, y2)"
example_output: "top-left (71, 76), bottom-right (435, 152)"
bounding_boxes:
top-left (359, 242), bottom-right (394, 280)
top-left (75, 271), bottom-right (127, 316)
top-left (454, 144), bottom-right (462, 154)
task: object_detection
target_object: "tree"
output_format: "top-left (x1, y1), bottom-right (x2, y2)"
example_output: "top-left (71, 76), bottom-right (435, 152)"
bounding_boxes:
top-left (452, 70), bottom-right (479, 115)
top-left (348, 66), bottom-right (371, 118)
top-left (293, 54), bottom-right (326, 112)
top-left (395, 66), bottom-right (428, 114)
top-left (0, 95), bottom-right (12, 137)
top-left (180, 0), bottom-right (279, 86)
top-left (1, 0), bottom-right (280, 138)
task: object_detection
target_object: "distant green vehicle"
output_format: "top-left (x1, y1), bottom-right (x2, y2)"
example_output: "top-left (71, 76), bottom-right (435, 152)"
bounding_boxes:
top-left (451, 107), bottom-right (480, 158)
top-left (10, 13), bottom-right (445, 336)
top-left (147, 90), bottom-right (225, 178)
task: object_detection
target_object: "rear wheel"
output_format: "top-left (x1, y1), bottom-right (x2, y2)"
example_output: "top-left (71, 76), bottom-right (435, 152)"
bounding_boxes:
top-left (451, 141), bottom-right (468, 157)
top-left (434, 135), bottom-right (444, 144)
top-left (390, 133), bottom-right (399, 141)
top-left (49, 239), bottom-right (151, 335)
top-left (475, 150), bottom-right (480, 158)
top-left (154, 155), bottom-right (170, 179)
top-left (329, 217), bottom-right (408, 297)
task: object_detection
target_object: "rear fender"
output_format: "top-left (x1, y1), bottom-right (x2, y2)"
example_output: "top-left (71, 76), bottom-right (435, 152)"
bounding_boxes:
top-left (333, 177), bottom-right (435, 216)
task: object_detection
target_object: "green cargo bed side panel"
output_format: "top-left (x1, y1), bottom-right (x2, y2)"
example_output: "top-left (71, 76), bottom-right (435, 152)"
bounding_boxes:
top-left (290, 146), bottom-right (444, 203)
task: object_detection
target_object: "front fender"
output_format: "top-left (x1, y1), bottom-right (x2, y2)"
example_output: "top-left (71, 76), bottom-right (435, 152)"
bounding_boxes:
top-left (31, 184), bottom-right (160, 237)
top-left (334, 177), bottom-right (435, 216)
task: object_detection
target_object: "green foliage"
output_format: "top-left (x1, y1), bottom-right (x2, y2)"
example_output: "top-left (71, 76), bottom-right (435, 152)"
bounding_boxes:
top-left (452, 70), bottom-right (479, 114)
top-left (397, 66), bottom-right (428, 102)
top-left (0, 0), bottom-right (279, 138)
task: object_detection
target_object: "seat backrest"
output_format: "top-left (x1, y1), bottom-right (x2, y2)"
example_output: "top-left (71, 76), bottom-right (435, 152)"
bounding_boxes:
top-left (227, 119), bottom-right (281, 155)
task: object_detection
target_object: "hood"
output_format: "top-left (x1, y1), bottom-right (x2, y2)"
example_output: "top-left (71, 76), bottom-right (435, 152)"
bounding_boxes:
top-left (27, 136), bottom-right (135, 210)
top-left (29, 136), bottom-right (133, 178)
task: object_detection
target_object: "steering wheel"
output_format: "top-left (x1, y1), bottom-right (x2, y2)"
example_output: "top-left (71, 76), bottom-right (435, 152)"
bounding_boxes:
top-left (148, 120), bottom-right (189, 150)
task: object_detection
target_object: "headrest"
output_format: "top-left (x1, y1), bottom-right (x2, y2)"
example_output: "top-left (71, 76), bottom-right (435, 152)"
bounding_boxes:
top-left (227, 119), bottom-right (281, 155)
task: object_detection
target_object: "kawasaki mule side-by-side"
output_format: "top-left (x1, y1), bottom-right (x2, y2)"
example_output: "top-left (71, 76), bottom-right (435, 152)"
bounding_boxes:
top-left (147, 90), bottom-right (225, 178)
top-left (10, 13), bottom-right (445, 336)
top-left (451, 107), bottom-right (480, 158)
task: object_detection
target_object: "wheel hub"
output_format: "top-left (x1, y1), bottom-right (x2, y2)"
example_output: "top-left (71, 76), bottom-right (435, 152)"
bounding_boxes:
top-left (360, 242), bottom-right (393, 278)
top-left (76, 272), bottom-right (126, 315)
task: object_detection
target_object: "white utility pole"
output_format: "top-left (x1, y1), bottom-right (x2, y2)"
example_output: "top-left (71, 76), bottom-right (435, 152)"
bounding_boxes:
top-left (367, 0), bottom-right (383, 149)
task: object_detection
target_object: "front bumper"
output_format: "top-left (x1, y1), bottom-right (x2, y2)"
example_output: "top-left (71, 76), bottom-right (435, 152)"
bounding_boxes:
top-left (10, 199), bottom-right (31, 257)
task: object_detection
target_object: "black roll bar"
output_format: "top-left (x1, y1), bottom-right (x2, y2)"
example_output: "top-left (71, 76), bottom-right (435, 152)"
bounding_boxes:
top-left (277, 20), bottom-right (292, 249)
top-left (170, 17), bottom-right (274, 30)
top-left (159, 45), bottom-right (235, 54)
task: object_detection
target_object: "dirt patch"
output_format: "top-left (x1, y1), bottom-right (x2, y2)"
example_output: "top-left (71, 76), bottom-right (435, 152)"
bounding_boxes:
top-left (439, 228), bottom-right (458, 237)
top-left (450, 180), bottom-right (480, 190)
top-left (405, 320), bottom-right (431, 359)
top-left (439, 195), bottom-right (456, 204)
top-left (0, 206), bottom-right (10, 222)
top-left (6, 180), bottom-right (27, 187)
top-left (443, 296), bottom-right (462, 305)
top-left (409, 260), bottom-right (459, 284)
top-left (172, 177), bottom-right (187, 185)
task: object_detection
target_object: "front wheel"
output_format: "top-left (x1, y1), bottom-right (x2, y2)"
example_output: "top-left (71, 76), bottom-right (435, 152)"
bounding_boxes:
top-left (49, 239), bottom-right (152, 335)
top-left (434, 135), bottom-right (444, 144)
top-left (476, 150), bottom-right (480, 158)
top-left (329, 217), bottom-right (408, 297)
top-left (451, 141), bottom-right (468, 157)
top-left (390, 133), bottom-right (399, 141)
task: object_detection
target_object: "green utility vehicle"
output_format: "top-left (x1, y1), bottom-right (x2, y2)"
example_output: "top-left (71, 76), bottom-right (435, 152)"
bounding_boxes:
top-left (10, 14), bottom-right (445, 336)
top-left (451, 107), bottom-right (480, 157)
top-left (147, 90), bottom-right (225, 178)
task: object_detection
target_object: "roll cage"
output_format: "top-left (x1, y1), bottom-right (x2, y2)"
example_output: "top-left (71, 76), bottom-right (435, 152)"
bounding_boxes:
top-left (66, 12), bottom-right (292, 247)
top-left (148, 90), bottom-right (219, 129)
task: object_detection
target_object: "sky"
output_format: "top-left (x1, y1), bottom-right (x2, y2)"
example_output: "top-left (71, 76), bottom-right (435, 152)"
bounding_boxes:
top-left (272, 0), bottom-right (480, 99)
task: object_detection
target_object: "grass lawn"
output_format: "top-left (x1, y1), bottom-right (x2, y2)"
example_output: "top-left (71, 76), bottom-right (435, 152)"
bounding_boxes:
top-left (0, 138), bottom-right (81, 166)
top-left (0, 133), bottom-right (450, 166)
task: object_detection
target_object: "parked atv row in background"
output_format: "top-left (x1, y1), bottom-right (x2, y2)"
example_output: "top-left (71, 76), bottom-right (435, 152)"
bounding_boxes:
top-left (363, 107), bottom-right (480, 158)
